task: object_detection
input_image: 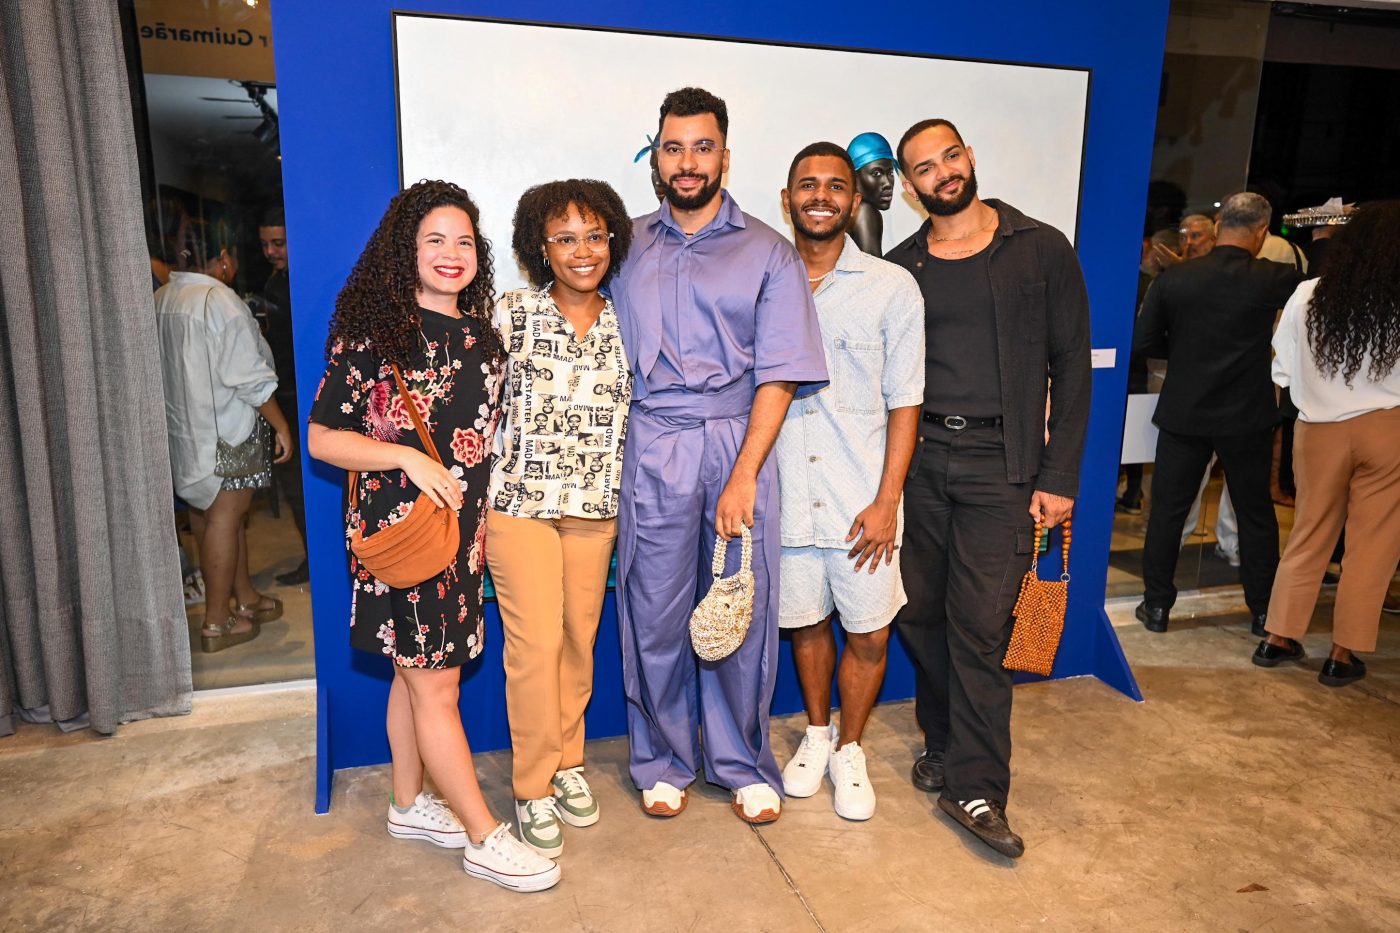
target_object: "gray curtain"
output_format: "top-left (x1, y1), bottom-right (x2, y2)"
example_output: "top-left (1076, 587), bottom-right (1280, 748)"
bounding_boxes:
top-left (0, 2), bottom-right (191, 735)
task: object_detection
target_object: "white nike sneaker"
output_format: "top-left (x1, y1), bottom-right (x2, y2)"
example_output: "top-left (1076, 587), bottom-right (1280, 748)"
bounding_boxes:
top-left (783, 722), bottom-right (836, 798)
top-left (829, 742), bottom-right (877, 821)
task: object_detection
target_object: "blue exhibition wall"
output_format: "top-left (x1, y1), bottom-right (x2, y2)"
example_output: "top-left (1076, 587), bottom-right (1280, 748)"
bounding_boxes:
top-left (272, 0), bottom-right (1168, 812)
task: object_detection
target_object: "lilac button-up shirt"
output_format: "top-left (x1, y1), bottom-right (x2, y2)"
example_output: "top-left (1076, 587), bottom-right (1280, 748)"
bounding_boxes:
top-left (612, 191), bottom-right (828, 401)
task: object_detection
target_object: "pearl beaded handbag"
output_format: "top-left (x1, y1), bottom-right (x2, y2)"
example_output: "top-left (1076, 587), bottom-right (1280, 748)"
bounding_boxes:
top-left (689, 526), bottom-right (755, 662)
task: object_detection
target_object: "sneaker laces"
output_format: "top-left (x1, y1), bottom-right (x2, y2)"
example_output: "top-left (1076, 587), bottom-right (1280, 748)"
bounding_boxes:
top-left (793, 730), bottom-right (829, 770)
top-left (417, 793), bottom-right (458, 828)
top-left (490, 823), bottom-right (547, 870)
top-left (523, 795), bottom-right (560, 826)
top-left (834, 745), bottom-right (867, 785)
top-left (555, 767), bottom-right (590, 799)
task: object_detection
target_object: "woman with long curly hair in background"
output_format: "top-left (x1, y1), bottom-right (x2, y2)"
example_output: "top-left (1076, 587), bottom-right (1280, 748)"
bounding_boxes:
top-left (307, 180), bottom-right (559, 891)
top-left (1253, 201), bottom-right (1400, 688)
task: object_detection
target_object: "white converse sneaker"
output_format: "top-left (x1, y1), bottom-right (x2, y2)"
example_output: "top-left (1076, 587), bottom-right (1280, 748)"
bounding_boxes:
top-left (386, 792), bottom-right (467, 848)
top-left (514, 796), bottom-right (564, 858)
top-left (782, 722), bottom-right (836, 798)
top-left (463, 823), bottom-right (562, 893)
top-left (731, 782), bottom-right (782, 824)
top-left (829, 742), bottom-right (877, 821)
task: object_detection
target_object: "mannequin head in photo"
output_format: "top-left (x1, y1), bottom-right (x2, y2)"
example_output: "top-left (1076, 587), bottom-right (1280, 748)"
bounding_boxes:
top-left (848, 132), bottom-right (898, 212)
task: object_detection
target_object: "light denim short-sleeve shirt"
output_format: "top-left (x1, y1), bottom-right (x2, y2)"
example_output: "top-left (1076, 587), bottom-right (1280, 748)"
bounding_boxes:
top-left (776, 236), bottom-right (925, 548)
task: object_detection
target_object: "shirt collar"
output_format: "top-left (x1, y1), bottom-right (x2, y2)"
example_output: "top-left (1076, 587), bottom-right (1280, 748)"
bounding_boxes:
top-left (834, 234), bottom-right (866, 274)
top-left (651, 189), bottom-right (746, 238)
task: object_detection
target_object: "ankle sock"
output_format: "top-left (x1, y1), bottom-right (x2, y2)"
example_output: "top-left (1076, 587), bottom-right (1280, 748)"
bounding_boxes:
top-left (390, 793), bottom-right (415, 815)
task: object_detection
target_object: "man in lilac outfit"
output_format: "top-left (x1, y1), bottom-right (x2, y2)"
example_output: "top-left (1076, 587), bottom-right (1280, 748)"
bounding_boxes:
top-left (610, 87), bottom-right (828, 824)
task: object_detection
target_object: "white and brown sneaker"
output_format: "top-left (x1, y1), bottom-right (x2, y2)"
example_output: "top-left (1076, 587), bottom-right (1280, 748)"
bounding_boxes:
top-left (731, 783), bottom-right (781, 824)
top-left (641, 781), bottom-right (687, 817)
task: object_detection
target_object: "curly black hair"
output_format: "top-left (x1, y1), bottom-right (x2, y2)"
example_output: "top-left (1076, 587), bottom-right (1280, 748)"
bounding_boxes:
top-left (1307, 200), bottom-right (1400, 386)
top-left (658, 87), bottom-right (728, 141)
top-left (511, 179), bottom-right (633, 290)
top-left (327, 179), bottom-right (504, 369)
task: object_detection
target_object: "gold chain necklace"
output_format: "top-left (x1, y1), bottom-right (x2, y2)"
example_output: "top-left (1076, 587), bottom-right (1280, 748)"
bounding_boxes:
top-left (929, 208), bottom-right (997, 242)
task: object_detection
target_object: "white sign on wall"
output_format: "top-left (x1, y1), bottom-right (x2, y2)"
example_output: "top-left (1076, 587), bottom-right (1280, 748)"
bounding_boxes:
top-left (394, 14), bottom-right (1091, 292)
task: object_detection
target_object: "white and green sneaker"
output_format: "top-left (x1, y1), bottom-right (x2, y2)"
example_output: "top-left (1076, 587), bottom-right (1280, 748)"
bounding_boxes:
top-left (552, 767), bottom-right (600, 827)
top-left (514, 796), bottom-right (564, 858)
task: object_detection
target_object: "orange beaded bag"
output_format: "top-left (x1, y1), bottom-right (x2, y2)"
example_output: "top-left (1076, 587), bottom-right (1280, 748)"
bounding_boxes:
top-left (1004, 519), bottom-right (1070, 676)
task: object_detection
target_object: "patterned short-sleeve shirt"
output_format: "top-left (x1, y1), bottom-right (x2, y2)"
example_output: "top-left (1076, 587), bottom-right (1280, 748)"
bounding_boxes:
top-left (488, 287), bottom-right (631, 519)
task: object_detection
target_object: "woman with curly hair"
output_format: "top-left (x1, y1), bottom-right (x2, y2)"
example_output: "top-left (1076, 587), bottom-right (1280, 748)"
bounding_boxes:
top-left (1253, 201), bottom-right (1400, 687)
top-left (307, 180), bottom-right (558, 891)
top-left (485, 179), bottom-right (633, 857)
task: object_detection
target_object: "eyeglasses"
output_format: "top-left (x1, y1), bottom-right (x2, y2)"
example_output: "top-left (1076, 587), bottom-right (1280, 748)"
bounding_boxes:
top-left (544, 231), bottom-right (613, 251)
top-left (659, 143), bottom-right (720, 158)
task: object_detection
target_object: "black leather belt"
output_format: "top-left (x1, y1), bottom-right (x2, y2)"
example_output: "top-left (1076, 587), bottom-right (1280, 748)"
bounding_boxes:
top-left (922, 411), bottom-right (1002, 431)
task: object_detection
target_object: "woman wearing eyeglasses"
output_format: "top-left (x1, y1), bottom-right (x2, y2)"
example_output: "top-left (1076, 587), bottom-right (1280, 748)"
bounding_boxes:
top-left (486, 179), bottom-right (633, 858)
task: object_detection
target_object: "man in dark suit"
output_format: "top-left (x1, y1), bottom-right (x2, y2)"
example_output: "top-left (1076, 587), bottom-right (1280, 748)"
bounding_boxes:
top-left (1134, 192), bottom-right (1304, 634)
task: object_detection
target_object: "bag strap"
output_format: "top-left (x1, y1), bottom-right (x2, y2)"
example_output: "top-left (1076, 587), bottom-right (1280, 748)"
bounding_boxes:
top-left (1029, 518), bottom-right (1072, 582)
top-left (710, 525), bottom-right (753, 579)
top-left (349, 363), bottom-right (444, 509)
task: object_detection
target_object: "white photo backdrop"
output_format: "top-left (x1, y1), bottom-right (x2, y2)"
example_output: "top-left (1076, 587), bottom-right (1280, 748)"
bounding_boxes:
top-left (395, 14), bottom-right (1090, 291)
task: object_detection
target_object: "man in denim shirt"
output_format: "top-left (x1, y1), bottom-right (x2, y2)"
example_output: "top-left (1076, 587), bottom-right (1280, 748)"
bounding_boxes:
top-left (774, 143), bottom-right (924, 822)
top-left (886, 119), bottom-right (1091, 858)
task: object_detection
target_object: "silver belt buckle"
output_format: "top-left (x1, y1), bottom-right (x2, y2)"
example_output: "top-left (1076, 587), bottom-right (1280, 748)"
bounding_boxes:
top-left (944, 415), bottom-right (968, 431)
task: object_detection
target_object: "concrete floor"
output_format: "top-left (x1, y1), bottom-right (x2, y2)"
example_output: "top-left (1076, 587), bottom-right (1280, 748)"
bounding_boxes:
top-left (2, 595), bottom-right (1397, 932)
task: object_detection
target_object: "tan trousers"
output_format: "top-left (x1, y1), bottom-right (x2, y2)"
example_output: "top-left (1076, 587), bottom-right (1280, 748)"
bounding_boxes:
top-left (486, 509), bottom-right (617, 799)
top-left (1266, 407), bottom-right (1400, 652)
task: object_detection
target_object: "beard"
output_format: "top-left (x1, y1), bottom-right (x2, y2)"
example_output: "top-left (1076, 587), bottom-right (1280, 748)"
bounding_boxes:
top-left (788, 202), bottom-right (851, 242)
top-left (917, 166), bottom-right (979, 217)
top-left (664, 172), bottom-right (723, 212)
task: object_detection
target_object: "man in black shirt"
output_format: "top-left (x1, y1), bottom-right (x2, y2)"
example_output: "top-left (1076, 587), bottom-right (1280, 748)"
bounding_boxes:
top-left (1133, 192), bottom-right (1304, 635)
top-left (885, 119), bottom-right (1091, 859)
top-left (259, 209), bottom-right (308, 586)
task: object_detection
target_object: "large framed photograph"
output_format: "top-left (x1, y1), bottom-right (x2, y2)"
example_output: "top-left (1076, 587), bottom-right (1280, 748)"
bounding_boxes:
top-left (394, 13), bottom-right (1090, 290)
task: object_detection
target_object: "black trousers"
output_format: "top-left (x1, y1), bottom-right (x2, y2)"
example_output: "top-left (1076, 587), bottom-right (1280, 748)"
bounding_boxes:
top-left (1142, 426), bottom-right (1278, 614)
top-left (895, 425), bottom-right (1034, 804)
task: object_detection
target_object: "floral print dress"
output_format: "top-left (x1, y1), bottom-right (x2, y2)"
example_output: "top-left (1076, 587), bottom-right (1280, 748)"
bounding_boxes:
top-left (310, 309), bottom-right (500, 669)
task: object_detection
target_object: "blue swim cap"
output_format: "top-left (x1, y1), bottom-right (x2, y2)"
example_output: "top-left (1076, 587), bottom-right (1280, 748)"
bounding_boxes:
top-left (847, 132), bottom-right (898, 172)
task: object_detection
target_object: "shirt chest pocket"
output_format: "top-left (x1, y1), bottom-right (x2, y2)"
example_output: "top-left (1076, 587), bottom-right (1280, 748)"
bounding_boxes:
top-left (832, 338), bottom-right (885, 415)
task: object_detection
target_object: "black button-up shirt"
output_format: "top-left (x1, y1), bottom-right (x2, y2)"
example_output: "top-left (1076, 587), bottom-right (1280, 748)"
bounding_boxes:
top-left (1134, 245), bottom-right (1303, 436)
top-left (885, 199), bottom-right (1092, 497)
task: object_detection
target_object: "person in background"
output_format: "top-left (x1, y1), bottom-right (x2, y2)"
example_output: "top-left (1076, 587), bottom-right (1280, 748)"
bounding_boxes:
top-left (487, 179), bottom-right (633, 857)
top-left (306, 180), bottom-right (559, 892)
top-left (1118, 227), bottom-right (1179, 515)
top-left (1252, 201), bottom-right (1400, 687)
top-left (775, 142), bottom-right (923, 821)
top-left (1134, 193), bottom-right (1304, 636)
top-left (258, 209), bottom-right (310, 586)
top-left (155, 240), bottom-right (292, 653)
